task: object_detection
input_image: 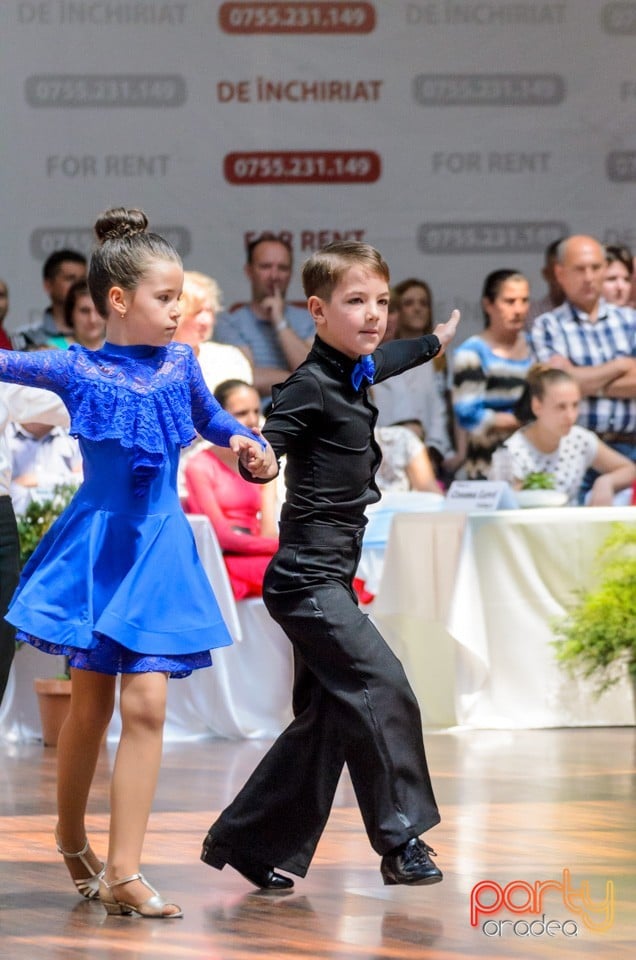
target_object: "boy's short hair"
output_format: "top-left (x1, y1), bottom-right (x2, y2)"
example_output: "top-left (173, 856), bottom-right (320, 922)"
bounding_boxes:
top-left (302, 241), bottom-right (390, 300)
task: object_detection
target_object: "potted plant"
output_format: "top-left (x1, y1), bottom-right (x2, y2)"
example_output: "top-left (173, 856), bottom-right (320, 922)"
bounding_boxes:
top-left (553, 523), bottom-right (636, 701)
top-left (16, 483), bottom-right (76, 565)
top-left (16, 484), bottom-right (75, 746)
top-left (521, 471), bottom-right (556, 490)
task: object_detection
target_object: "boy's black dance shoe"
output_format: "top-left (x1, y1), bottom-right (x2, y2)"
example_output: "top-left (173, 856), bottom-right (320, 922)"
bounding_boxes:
top-left (380, 838), bottom-right (443, 886)
top-left (201, 835), bottom-right (294, 891)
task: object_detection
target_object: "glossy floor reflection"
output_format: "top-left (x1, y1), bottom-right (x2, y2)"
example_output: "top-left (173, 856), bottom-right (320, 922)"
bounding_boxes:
top-left (1, 727), bottom-right (635, 959)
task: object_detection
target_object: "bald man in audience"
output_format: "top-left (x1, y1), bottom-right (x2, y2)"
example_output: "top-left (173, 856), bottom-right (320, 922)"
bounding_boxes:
top-left (529, 234), bottom-right (636, 473)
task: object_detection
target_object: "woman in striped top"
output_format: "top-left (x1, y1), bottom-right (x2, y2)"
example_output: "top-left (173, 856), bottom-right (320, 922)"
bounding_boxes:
top-left (452, 269), bottom-right (532, 479)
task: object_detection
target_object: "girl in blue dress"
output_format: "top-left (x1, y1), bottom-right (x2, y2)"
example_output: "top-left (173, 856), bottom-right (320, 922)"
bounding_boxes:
top-left (0, 207), bottom-right (277, 918)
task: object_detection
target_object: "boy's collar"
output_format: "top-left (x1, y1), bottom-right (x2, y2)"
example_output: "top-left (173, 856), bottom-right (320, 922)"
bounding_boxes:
top-left (312, 335), bottom-right (360, 372)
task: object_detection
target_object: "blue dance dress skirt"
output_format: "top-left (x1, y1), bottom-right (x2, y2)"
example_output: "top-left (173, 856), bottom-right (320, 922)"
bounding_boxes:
top-left (8, 438), bottom-right (232, 678)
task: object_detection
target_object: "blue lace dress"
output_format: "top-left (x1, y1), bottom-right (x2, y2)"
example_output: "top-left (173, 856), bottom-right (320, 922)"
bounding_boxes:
top-left (0, 342), bottom-right (262, 677)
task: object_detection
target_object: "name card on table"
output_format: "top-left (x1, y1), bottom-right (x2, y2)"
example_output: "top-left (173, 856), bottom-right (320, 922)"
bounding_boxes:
top-left (445, 480), bottom-right (518, 512)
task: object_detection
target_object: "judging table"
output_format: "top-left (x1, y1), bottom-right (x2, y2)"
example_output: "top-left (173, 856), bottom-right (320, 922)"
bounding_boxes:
top-left (2, 507), bottom-right (634, 744)
top-left (371, 506), bottom-right (635, 729)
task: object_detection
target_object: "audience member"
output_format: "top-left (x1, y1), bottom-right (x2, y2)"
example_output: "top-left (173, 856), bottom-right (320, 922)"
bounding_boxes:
top-left (526, 237), bottom-right (565, 325)
top-left (214, 234), bottom-right (314, 402)
top-left (394, 277), bottom-right (433, 339)
top-left (385, 288), bottom-right (400, 341)
top-left (63, 280), bottom-right (106, 351)
top-left (174, 271), bottom-right (252, 392)
top-left (13, 250), bottom-right (87, 350)
top-left (602, 244), bottom-right (633, 308)
top-left (506, 364), bottom-right (636, 505)
top-left (374, 425), bottom-right (440, 493)
top-left (0, 279), bottom-right (12, 350)
top-left (453, 269), bottom-right (532, 478)
top-left (9, 421), bottom-right (81, 515)
top-left (529, 235), bottom-right (636, 469)
top-left (396, 279), bottom-right (453, 407)
top-left (185, 379), bottom-right (278, 600)
top-left (0, 384), bottom-right (69, 707)
top-left (372, 278), bottom-right (458, 479)
top-left (357, 425), bottom-right (444, 603)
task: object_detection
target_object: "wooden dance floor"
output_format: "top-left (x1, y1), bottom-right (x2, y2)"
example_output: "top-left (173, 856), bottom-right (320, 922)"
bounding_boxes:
top-left (1, 727), bottom-right (634, 959)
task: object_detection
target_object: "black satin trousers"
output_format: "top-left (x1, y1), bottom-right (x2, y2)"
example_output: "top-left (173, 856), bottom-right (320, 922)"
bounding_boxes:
top-left (206, 520), bottom-right (440, 877)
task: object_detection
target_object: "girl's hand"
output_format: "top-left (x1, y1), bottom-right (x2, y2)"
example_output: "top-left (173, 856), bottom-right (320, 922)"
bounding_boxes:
top-left (230, 433), bottom-right (279, 480)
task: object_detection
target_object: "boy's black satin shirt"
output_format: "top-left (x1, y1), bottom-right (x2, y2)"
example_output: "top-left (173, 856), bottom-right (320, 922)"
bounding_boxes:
top-left (262, 334), bottom-right (441, 528)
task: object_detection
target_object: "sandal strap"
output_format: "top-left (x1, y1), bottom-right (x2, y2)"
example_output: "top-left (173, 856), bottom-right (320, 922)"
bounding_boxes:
top-left (106, 872), bottom-right (143, 889)
top-left (106, 872), bottom-right (159, 897)
top-left (56, 836), bottom-right (90, 859)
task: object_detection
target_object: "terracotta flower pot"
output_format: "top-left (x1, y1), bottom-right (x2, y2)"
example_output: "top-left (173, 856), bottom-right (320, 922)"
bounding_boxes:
top-left (33, 678), bottom-right (71, 747)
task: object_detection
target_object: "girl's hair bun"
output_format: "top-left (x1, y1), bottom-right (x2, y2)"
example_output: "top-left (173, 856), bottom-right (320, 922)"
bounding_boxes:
top-left (94, 207), bottom-right (149, 244)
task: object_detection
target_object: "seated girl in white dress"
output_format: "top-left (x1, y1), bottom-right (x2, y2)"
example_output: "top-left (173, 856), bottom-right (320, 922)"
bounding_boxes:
top-left (505, 364), bottom-right (636, 506)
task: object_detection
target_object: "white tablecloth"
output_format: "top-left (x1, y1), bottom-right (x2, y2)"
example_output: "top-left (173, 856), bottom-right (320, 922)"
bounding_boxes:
top-left (4, 506), bottom-right (634, 741)
top-left (371, 506), bottom-right (636, 729)
top-left (357, 490), bottom-right (445, 595)
top-left (0, 515), bottom-right (293, 743)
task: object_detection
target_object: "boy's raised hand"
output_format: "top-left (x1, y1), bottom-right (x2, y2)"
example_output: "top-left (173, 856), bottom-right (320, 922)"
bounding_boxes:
top-left (432, 309), bottom-right (461, 355)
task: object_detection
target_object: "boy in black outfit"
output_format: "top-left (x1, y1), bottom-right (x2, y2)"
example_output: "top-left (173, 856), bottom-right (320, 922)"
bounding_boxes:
top-left (202, 241), bottom-right (460, 889)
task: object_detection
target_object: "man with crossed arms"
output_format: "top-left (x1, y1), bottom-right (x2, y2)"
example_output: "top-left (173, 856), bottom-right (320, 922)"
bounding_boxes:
top-left (529, 235), bottom-right (636, 481)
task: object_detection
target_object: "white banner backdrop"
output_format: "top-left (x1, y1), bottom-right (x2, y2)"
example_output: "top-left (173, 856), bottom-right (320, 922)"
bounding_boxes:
top-left (1, 0), bottom-right (634, 338)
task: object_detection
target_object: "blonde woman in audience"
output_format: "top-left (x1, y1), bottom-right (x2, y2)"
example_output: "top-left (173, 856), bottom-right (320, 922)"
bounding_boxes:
top-left (506, 364), bottom-right (636, 505)
top-left (174, 271), bottom-right (253, 393)
top-left (175, 271), bottom-right (255, 494)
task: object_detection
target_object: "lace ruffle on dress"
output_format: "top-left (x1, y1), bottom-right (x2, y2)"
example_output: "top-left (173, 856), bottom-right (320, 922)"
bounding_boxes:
top-left (0, 342), bottom-right (260, 677)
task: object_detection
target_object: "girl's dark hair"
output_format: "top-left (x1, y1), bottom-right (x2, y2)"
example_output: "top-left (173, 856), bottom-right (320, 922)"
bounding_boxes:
top-left (481, 268), bottom-right (526, 326)
top-left (513, 363), bottom-right (575, 423)
top-left (64, 278), bottom-right (90, 330)
top-left (605, 244), bottom-right (634, 276)
top-left (213, 379), bottom-right (253, 409)
top-left (88, 207), bottom-right (181, 317)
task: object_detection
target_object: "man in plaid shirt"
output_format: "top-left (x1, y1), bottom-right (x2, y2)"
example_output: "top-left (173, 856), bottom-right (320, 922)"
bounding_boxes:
top-left (529, 235), bottom-right (636, 474)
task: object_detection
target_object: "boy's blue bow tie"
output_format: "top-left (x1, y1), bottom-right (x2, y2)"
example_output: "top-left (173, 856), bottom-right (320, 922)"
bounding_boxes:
top-left (351, 354), bottom-right (376, 390)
